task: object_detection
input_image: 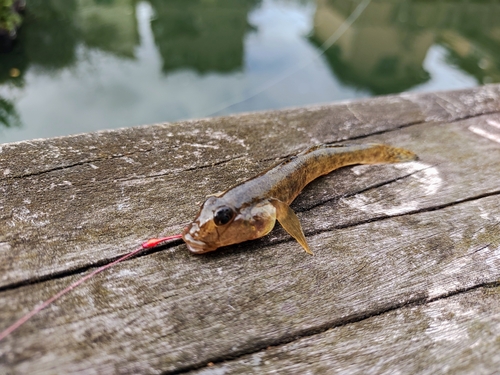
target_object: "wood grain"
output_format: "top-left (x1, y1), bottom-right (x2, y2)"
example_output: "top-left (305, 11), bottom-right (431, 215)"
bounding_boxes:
top-left (1, 85), bottom-right (500, 374)
top-left (189, 286), bottom-right (500, 374)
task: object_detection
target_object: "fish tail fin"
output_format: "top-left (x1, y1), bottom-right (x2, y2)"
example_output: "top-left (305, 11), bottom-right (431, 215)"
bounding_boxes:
top-left (307, 143), bottom-right (418, 165)
top-left (378, 144), bottom-right (419, 163)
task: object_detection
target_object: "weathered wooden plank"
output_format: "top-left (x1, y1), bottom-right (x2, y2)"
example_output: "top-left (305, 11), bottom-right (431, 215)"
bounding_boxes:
top-left (189, 286), bottom-right (500, 375)
top-left (1, 85), bottom-right (499, 180)
top-left (1, 110), bottom-right (500, 288)
top-left (0, 194), bottom-right (498, 374)
top-left (1, 85), bottom-right (500, 374)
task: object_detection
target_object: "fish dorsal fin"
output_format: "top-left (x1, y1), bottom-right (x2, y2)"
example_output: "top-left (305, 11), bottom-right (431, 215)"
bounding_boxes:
top-left (269, 199), bottom-right (313, 255)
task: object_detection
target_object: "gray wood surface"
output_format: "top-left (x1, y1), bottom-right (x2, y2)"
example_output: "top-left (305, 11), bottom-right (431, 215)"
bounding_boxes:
top-left (1, 85), bottom-right (500, 374)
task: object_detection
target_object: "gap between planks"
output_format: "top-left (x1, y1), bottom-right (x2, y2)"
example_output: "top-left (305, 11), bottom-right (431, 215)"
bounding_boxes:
top-left (165, 281), bottom-right (500, 375)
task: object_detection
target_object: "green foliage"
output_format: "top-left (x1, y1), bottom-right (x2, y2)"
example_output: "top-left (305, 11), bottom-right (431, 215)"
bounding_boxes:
top-left (0, 0), bottom-right (22, 34)
top-left (0, 96), bottom-right (21, 128)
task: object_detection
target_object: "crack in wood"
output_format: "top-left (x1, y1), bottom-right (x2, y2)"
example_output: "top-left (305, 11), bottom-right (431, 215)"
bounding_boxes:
top-left (456, 242), bottom-right (493, 261)
top-left (113, 155), bottom-right (249, 184)
top-left (1, 148), bottom-right (155, 181)
top-left (108, 106), bottom-right (498, 186)
top-left (327, 189), bottom-right (500, 233)
top-left (343, 109), bottom-right (500, 142)
top-left (244, 188), bottom-right (500, 262)
top-left (296, 162), bottom-right (443, 213)
top-left (0, 238), bottom-right (184, 293)
top-left (2, 108), bottom-right (499, 183)
top-left (166, 279), bottom-right (500, 375)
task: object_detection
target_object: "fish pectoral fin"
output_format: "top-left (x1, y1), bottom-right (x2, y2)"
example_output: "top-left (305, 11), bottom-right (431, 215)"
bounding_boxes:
top-left (269, 199), bottom-right (313, 255)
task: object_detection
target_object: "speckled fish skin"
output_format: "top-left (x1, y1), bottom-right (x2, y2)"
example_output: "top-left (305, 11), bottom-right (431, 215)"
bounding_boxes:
top-left (182, 143), bottom-right (418, 255)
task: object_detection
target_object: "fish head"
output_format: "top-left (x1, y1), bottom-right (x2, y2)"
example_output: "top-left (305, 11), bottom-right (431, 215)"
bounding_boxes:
top-left (182, 196), bottom-right (277, 254)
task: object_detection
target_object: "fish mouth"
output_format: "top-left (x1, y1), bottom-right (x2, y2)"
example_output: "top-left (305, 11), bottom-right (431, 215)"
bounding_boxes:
top-left (182, 232), bottom-right (210, 254)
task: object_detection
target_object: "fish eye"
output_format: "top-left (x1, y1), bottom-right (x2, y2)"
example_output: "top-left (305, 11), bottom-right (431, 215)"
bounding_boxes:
top-left (213, 207), bottom-right (234, 226)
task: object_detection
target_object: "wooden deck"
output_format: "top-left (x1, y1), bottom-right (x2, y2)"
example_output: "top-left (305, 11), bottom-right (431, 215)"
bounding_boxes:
top-left (1, 85), bottom-right (500, 374)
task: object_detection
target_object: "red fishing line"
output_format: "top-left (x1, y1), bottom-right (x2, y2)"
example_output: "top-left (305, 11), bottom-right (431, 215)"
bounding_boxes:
top-left (0, 234), bottom-right (183, 342)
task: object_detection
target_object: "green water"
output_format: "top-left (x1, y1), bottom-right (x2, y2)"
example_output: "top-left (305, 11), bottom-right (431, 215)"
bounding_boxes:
top-left (1, 0), bottom-right (499, 144)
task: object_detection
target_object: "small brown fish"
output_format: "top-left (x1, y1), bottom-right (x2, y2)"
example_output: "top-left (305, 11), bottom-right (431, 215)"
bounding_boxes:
top-left (182, 143), bottom-right (417, 254)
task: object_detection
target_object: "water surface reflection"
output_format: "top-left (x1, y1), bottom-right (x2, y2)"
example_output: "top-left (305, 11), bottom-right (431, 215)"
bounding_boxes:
top-left (312, 0), bottom-right (499, 94)
top-left (0, 0), bottom-right (498, 143)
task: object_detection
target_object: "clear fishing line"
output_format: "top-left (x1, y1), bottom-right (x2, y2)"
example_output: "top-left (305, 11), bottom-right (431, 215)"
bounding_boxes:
top-left (208, 0), bottom-right (372, 117)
